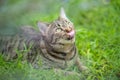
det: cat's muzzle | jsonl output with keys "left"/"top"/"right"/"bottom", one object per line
{"left": 66, "top": 30, "right": 75, "bottom": 40}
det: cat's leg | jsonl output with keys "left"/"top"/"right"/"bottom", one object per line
{"left": 54, "top": 68, "right": 81, "bottom": 77}
{"left": 75, "top": 57, "right": 88, "bottom": 72}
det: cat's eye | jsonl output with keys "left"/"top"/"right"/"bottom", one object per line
{"left": 56, "top": 28, "right": 62, "bottom": 32}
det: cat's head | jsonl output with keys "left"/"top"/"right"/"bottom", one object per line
{"left": 38, "top": 8, "right": 75, "bottom": 50}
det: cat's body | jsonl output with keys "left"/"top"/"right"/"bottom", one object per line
{"left": 0, "top": 26, "right": 41, "bottom": 63}
{"left": 0, "top": 8, "right": 87, "bottom": 75}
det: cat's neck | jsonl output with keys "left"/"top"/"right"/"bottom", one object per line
{"left": 40, "top": 36, "right": 76, "bottom": 61}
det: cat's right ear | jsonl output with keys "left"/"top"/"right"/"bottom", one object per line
{"left": 37, "top": 22, "right": 48, "bottom": 35}
{"left": 59, "top": 7, "right": 69, "bottom": 20}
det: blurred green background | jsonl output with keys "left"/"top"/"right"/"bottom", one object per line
{"left": 0, "top": 0, "right": 120, "bottom": 80}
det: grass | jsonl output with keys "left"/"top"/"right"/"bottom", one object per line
{"left": 0, "top": 0, "right": 120, "bottom": 80}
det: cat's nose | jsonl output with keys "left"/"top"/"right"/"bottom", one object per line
{"left": 65, "top": 28, "right": 72, "bottom": 33}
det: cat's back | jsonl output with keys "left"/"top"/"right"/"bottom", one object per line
{"left": 0, "top": 26, "right": 41, "bottom": 42}
{"left": 0, "top": 26, "right": 41, "bottom": 55}
{"left": 20, "top": 26, "right": 41, "bottom": 39}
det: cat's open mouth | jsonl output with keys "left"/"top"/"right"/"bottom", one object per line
{"left": 67, "top": 35, "right": 74, "bottom": 40}
{"left": 66, "top": 30, "right": 75, "bottom": 40}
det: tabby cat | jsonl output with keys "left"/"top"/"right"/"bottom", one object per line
{"left": 0, "top": 8, "right": 87, "bottom": 75}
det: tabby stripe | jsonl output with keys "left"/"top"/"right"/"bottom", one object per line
{"left": 70, "top": 46, "right": 76, "bottom": 60}
{"left": 40, "top": 39, "right": 67, "bottom": 62}
{"left": 51, "top": 34, "right": 56, "bottom": 44}
{"left": 50, "top": 45, "right": 76, "bottom": 60}
{"left": 40, "top": 39, "right": 56, "bottom": 62}
{"left": 18, "top": 38, "right": 25, "bottom": 50}
{"left": 44, "top": 40, "right": 66, "bottom": 60}
{"left": 41, "top": 48, "right": 56, "bottom": 62}
{"left": 43, "top": 38, "right": 76, "bottom": 61}
{"left": 47, "top": 50, "right": 65, "bottom": 60}
{"left": 14, "top": 37, "right": 20, "bottom": 50}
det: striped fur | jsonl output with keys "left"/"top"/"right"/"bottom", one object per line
{"left": 0, "top": 8, "right": 87, "bottom": 72}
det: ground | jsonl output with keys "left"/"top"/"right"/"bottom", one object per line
{"left": 0, "top": 0, "right": 120, "bottom": 80}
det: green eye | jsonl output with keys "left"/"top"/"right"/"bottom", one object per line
{"left": 56, "top": 28, "right": 62, "bottom": 32}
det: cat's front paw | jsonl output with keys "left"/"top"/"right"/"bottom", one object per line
{"left": 80, "top": 66, "right": 88, "bottom": 71}
{"left": 79, "top": 66, "right": 90, "bottom": 74}
{"left": 54, "top": 69, "right": 81, "bottom": 77}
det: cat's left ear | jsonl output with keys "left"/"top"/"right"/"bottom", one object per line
{"left": 37, "top": 22, "right": 48, "bottom": 35}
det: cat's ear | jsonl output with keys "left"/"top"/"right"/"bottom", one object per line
{"left": 59, "top": 7, "right": 69, "bottom": 20}
{"left": 37, "top": 22, "right": 48, "bottom": 35}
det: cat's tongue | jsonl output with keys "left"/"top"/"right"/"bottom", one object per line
{"left": 67, "top": 30, "right": 75, "bottom": 39}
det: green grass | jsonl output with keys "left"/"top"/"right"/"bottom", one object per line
{"left": 0, "top": 0, "right": 120, "bottom": 80}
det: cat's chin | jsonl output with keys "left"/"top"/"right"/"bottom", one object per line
{"left": 66, "top": 36, "right": 74, "bottom": 41}
{"left": 58, "top": 38, "right": 75, "bottom": 45}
